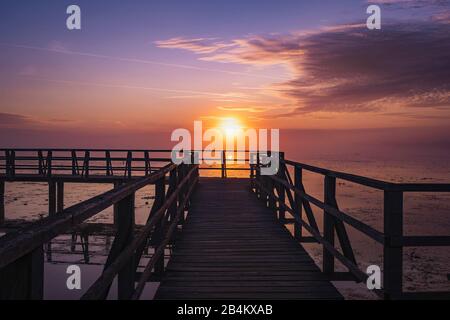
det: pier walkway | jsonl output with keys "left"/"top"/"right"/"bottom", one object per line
{"left": 156, "top": 178, "right": 342, "bottom": 299}
{"left": 1, "top": 149, "right": 449, "bottom": 300}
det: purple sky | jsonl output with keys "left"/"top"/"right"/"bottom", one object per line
{"left": 0, "top": 0, "right": 449, "bottom": 153}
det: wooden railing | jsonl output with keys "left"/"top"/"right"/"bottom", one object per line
{"left": 0, "top": 149, "right": 173, "bottom": 178}
{"left": 0, "top": 159, "right": 199, "bottom": 300}
{"left": 1, "top": 148, "right": 449, "bottom": 300}
{"left": 0, "top": 148, "right": 253, "bottom": 179}
{"left": 0, "top": 148, "right": 253, "bottom": 226}
{"left": 251, "top": 152, "right": 450, "bottom": 300}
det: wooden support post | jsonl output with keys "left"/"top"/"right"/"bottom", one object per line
{"left": 268, "top": 176, "right": 276, "bottom": 212}
{"left": 277, "top": 183, "right": 285, "bottom": 221}
{"left": 250, "top": 152, "right": 255, "bottom": 186}
{"left": 116, "top": 194, "right": 135, "bottom": 300}
{"left": 144, "top": 151, "right": 151, "bottom": 176}
{"left": 83, "top": 151, "right": 90, "bottom": 177}
{"left": 48, "top": 181, "right": 56, "bottom": 216}
{"left": 294, "top": 166, "right": 303, "bottom": 240}
{"left": 101, "top": 193, "right": 135, "bottom": 299}
{"left": 71, "top": 233, "right": 77, "bottom": 252}
{"left": 221, "top": 150, "right": 227, "bottom": 178}
{"left": 7, "top": 150, "right": 16, "bottom": 177}
{"left": 5, "top": 150, "right": 9, "bottom": 176}
{"left": 277, "top": 152, "right": 286, "bottom": 222}
{"left": 255, "top": 152, "right": 261, "bottom": 198}
{"left": 323, "top": 175, "right": 336, "bottom": 275}
{"left": 0, "top": 181, "right": 4, "bottom": 225}
{"left": 152, "top": 177, "right": 166, "bottom": 276}
{"left": 46, "top": 151, "right": 52, "bottom": 177}
{"left": 168, "top": 168, "right": 178, "bottom": 245}
{"left": 113, "top": 182, "right": 121, "bottom": 225}
{"left": 168, "top": 168, "right": 178, "bottom": 222}
{"left": 106, "top": 151, "right": 112, "bottom": 176}
{"left": 0, "top": 246, "right": 44, "bottom": 300}
{"left": 71, "top": 150, "right": 78, "bottom": 175}
{"left": 81, "top": 235, "right": 90, "bottom": 263}
{"left": 383, "top": 190, "right": 403, "bottom": 300}
{"left": 177, "top": 165, "right": 185, "bottom": 226}
{"left": 126, "top": 151, "right": 132, "bottom": 178}
{"left": 38, "top": 150, "right": 44, "bottom": 175}
{"left": 56, "top": 181, "right": 64, "bottom": 213}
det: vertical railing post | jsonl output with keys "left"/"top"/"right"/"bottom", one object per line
{"left": 256, "top": 152, "right": 261, "bottom": 198}
{"left": 29, "top": 246, "right": 44, "bottom": 300}
{"left": 83, "top": 151, "right": 89, "bottom": 178}
{"left": 46, "top": 151, "right": 52, "bottom": 178}
{"left": 250, "top": 152, "right": 255, "bottom": 183}
{"left": 323, "top": 175, "right": 336, "bottom": 275}
{"left": 144, "top": 151, "right": 151, "bottom": 176}
{"left": 116, "top": 193, "right": 135, "bottom": 300}
{"left": 277, "top": 152, "right": 286, "bottom": 222}
{"left": 0, "top": 180, "right": 4, "bottom": 225}
{"left": 101, "top": 192, "right": 135, "bottom": 300}
{"left": 126, "top": 151, "right": 132, "bottom": 178}
{"left": 56, "top": 181, "right": 64, "bottom": 213}
{"left": 38, "top": 150, "right": 44, "bottom": 175}
{"left": 168, "top": 167, "right": 178, "bottom": 223}
{"left": 0, "top": 246, "right": 44, "bottom": 300}
{"left": 153, "top": 176, "right": 166, "bottom": 276}
{"left": 106, "top": 151, "right": 112, "bottom": 176}
{"left": 7, "top": 150, "right": 16, "bottom": 177}
{"left": 383, "top": 190, "right": 403, "bottom": 300}
{"left": 221, "top": 150, "right": 227, "bottom": 179}
{"left": 48, "top": 181, "right": 56, "bottom": 216}
{"left": 177, "top": 164, "right": 185, "bottom": 226}
{"left": 5, "top": 150, "right": 10, "bottom": 176}
{"left": 266, "top": 151, "right": 275, "bottom": 212}
{"left": 113, "top": 181, "right": 122, "bottom": 226}
{"left": 294, "top": 166, "right": 303, "bottom": 240}
{"left": 71, "top": 150, "right": 78, "bottom": 175}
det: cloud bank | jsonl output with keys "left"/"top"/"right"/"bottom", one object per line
{"left": 157, "top": 20, "right": 450, "bottom": 115}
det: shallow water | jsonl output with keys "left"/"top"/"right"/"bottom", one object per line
{"left": 2, "top": 155, "right": 450, "bottom": 299}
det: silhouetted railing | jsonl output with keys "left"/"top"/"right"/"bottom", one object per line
{"left": 252, "top": 153, "right": 450, "bottom": 300}
{"left": 0, "top": 159, "right": 199, "bottom": 300}
{"left": 1, "top": 148, "right": 449, "bottom": 300}
{"left": 0, "top": 148, "right": 254, "bottom": 180}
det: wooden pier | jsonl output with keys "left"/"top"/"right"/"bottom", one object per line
{"left": 156, "top": 178, "right": 342, "bottom": 299}
{"left": 0, "top": 149, "right": 450, "bottom": 300}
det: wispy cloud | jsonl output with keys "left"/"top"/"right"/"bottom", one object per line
{"left": 0, "top": 112, "right": 34, "bottom": 127}
{"left": 369, "top": 0, "right": 449, "bottom": 7}
{"left": 217, "top": 106, "right": 268, "bottom": 113}
{"left": 0, "top": 112, "right": 74, "bottom": 129}
{"left": 155, "top": 37, "right": 236, "bottom": 54}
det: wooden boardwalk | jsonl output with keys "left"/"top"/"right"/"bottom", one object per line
{"left": 156, "top": 178, "right": 343, "bottom": 300}
{"left": 2, "top": 149, "right": 449, "bottom": 299}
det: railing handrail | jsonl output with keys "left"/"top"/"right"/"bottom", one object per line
{"left": 2, "top": 149, "right": 450, "bottom": 191}
{"left": 0, "top": 163, "right": 177, "bottom": 268}
{"left": 252, "top": 156, "right": 450, "bottom": 299}
{"left": 81, "top": 163, "right": 199, "bottom": 300}
{"left": 0, "top": 158, "right": 200, "bottom": 300}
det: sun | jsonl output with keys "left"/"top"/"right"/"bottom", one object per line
{"left": 219, "top": 118, "right": 243, "bottom": 138}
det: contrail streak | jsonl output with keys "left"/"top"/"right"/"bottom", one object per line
{"left": 20, "top": 76, "right": 257, "bottom": 99}
{"left": 0, "top": 43, "right": 286, "bottom": 81}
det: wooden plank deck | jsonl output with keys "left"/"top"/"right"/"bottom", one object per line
{"left": 155, "top": 177, "right": 343, "bottom": 300}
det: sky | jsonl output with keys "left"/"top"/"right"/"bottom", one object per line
{"left": 0, "top": 0, "right": 449, "bottom": 152}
